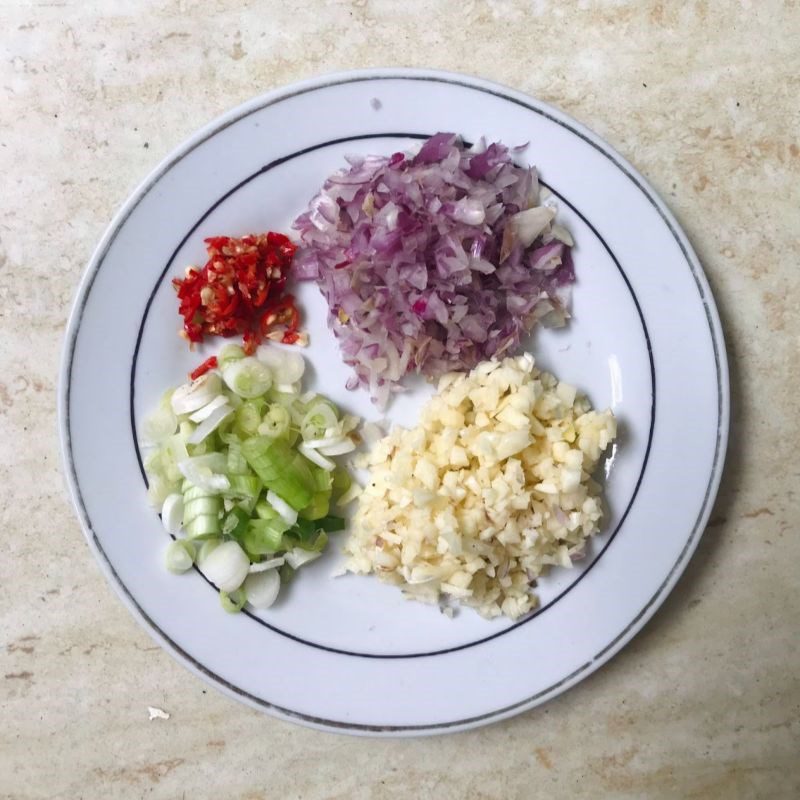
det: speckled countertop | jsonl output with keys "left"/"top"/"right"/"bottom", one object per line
{"left": 2, "top": 1, "right": 799, "bottom": 798}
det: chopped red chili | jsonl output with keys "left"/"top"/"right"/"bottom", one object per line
{"left": 189, "top": 355, "right": 218, "bottom": 381}
{"left": 172, "top": 232, "right": 302, "bottom": 354}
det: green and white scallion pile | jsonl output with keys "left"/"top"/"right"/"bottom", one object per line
{"left": 141, "top": 343, "right": 362, "bottom": 613}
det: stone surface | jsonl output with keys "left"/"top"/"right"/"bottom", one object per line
{"left": 1, "top": 1, "right": 798, "bottom": 798}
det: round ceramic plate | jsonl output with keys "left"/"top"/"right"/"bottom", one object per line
{"left": 59, "top": 69, "right": 728, "bottom": 735}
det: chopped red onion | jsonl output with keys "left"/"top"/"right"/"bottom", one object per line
{"left": 292, "top": 134, "right": 575, "bottom": 406}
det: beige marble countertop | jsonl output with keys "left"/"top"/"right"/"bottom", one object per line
{"left": 2, "top": 1, "right": 799, "bottom": 797}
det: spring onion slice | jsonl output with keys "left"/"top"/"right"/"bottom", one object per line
{"left": 317, "top": 438, "right": 357, "bottom": 457}
{"left": 243, "top": 569, "right": 280, "bottom": 609}
{"left": 189, "top": 394, "right": 229, "bottom": 423}
{"left": 200, "top": 540, "right": 250, "bottom": 593}
{"left": 177, "top": 453, "right": 229, "bottom": 492}
{"left": 284, "top": 548, "right": 322, "bottom": 569}
{"left": 336, "top": 481, "right": 362, "bottom": 507}
{"left": 248, "top": 556, "right": 285, "bottom": 573}
{"left": 218, "top": 343, "right": 245, "bottom": 371}
{"left": 171, "top": 373, "right": 222, "bottom": 415}
{"left": 220, "top": 588, "right": 247, "bottom": 613}
{"left": 188, "top": 403, "right": 234, "bottom": 445}
{"left": 161, "top": 493, "right": 184, "bottom": 534}
{"left": 266, "top": 490, "right": 299, "bottom": 526}
{"left": 241, "top": 437, "right": 315, "bottom": 511}
{"left": 256, "top": 345, "right": 305, "bottom": 383}
{"left": 298, "top": 441, "right": 336, "bottom": 471}
{"left": 196, "top": 537, "right": 222, "bottom": 565}
{"left": 165, "top": 540, "right": 196, "bottom": 573}
{"left": 222, "top": 357, "right": 273, "bottom": 399}
{"left": 301, "top": 402, "right": 339, "bottom": 441}
{"left": 141, "top": 402, "right": 178, "bottom": 446}
{"left": 302, "top": 433, "right": 346, "bottom": 450}
{"left": 257, "top": 404, "right": 291, "bottom": 439}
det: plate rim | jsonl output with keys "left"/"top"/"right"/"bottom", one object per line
{"left": 58, "top": 67, "right": 730, "bottom": 736}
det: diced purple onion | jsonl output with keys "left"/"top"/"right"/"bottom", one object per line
{"left": 292, "top": 133, "right": 575, "bottom": 406}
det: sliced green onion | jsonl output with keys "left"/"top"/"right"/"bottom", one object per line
{"left": 305, "top": 529, "right": 328, "bottom": 552}
{"left": 225, "top": 439, "right": 249, "bottom": 476}
{"left": 186, "top": 514, "right": 221, "bottom": 539}
{"left": 336, "top": 480, "right": 362, "bottom": 507}
{"left": 248, "top": 556, "right": 285, "bottom": 573}
{"left": 165, "top": 540, "right": 196, "bottom": 573}
{"left": 302, "top": 433, "right": 344, "bottom": 450}
{"left": 298, "top": 492, "right": 330, "bottom": 521}
{"left": 311, "top": 466, "right": 333, "bottom": 494}
{"left": 177, "top": 454, "right": 230, "bottom": 493}
{"left": 189, "top": 394, "right": 229, "bottom": 423}
{"left": 284, "top": 547, "right": 322, "bottom": 570}
{"left": 171, "top": 373, "right": 222, "bottom": 415}
{"left": 331, "top": 467, "right": 352, "bottom": 498}
{"left": 221, "top": 506, "right": 250, "bottom": 541}
{"left": 233, "top": 400, "right": 265, "bottom": 439}
{"left": 254, "top": 500, "right": 280, "bottom": 520}
{"left": 298, "top": 441, "right": 336, "bottom": 471}
{"left": 162, "top": 435, "right": 189, "bottom": 483}
{"left": 196, "top": 537, "right": 222, "bottom": 565}
{"left": 279, "top": 562, "right": 295, "bottom": 584}
{"left": 146, "top": 474, "right": 179, "bottom": 508}
{"left": 256, "top": 345, "right": 306, "bottom": 384}
{"left": 187, "top": 403, "right": 234, "bottom": 445}
{"left": 160, "top": 493, "right": 184, "bottom": 534}
{"left": 257, "top": 404, "right": 291, "bottom": 439}
{"left": 316, "top": 515, "right": 346, "bottom": 533}
{"left": 141, "top": 403, "right": 178, "bottom": 446}
{"left": 318, "top": 437, "right": 356, "bottom": 457}
{"left": 241, "top": 437, "right": 315, "bottom": 511}
{"left": 220, "top": 588, "right": 247, "bottom": 613}
{"left": 224, "top": 475, "right": 261, "bottom": 499}
{"left": 218, "top": 343, "right": 245, "bottom": 371}
{"left": 243, "top": 569, "right": 280, "bottom": 609}
{"left": 266, "top": 490, "right": 299, "bottom": 526}
{"left": 244, "top": 517, "right": 291, "bottom": 555}
{"left": 222, "top": 357, "right": 273, "bottom": 399}
{"left": 200, "top": 540, "right": 250, "bottom": 592}
{"left": 300, "top": 402, "right": 339, "bottom": 442}
{"left": 145, "top": 346, "right": 360, "bottom": 609}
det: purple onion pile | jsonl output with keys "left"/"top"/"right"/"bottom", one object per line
{"left": 293, "top": 133, "right": 576, "bottom": 407}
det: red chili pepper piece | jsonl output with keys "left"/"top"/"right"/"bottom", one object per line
{"left": 189, "top": 356, "right": 218, "bottom": 380}
{"left": 172, "top": 232, "right": 302, "bottom": 353}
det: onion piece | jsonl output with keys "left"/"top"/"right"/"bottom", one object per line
{"left": 189, "top": 394, "right": 229, "bottom": 423}
{"left": 187, "top": 404, "right": 234, "bottom": 445}
{"left": 266, "top": 489, "right": 298, "bottom": 525}
{"left": 200, "top": 540, "right": 250, "bottom": 593}
{"left": 171, "top": 373, "right": 223, "bottom": 415}
{"left": 284, "top": 548, "right": 322, "bottom": 569}
{"left": 298, "top": 442, "right": 336, "bottom": 471}
{"left": 317, "top": 438, "right": 356, "bottom": 457}
{"left": 222, "top": 358, "right": 272, "bottom": 398}
{"left": 244, "top": 569, "right": 281, "bottom": 609}
{"left": 160, "top": 493, "right": 184, "bottom": 534}
{"left": 177, "top": 453, "right": 230, "bottom": 493}
{"left": 292, "top": 134, "right": 576, "bottom": 407}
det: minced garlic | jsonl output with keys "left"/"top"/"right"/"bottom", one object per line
{"left": 345, "top": 354, "right": 616, "bottom": 620}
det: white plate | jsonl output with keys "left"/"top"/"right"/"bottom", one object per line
{"left": 59, "top": 69, "right": 728, "bottom": 735}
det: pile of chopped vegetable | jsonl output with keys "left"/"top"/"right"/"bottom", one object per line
{"left": 173, "top": 232, "right": 304, "bottom": 355}
{"left": 292, "top": 133, "right": 576, "bottom": 406}
{"left": 141, "top": 344, "right": 360, "bottom": 611}
{"left": 344, "top": 354, "right": 616, "bottom": 620}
